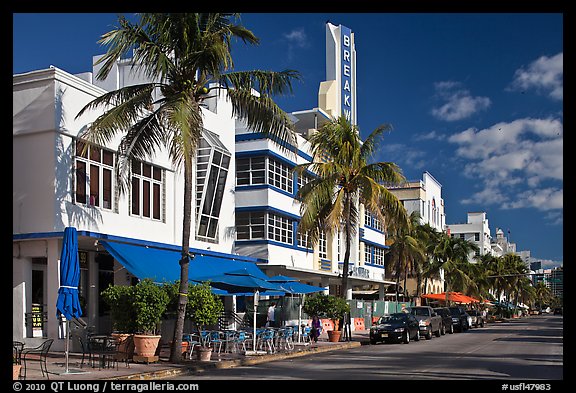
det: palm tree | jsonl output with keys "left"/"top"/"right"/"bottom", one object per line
{"left": 386, "top": 211, "right": 426, "bottom": 305}
{"left": 433, "top": 234, "right": 479, "bottom": 305}
{"left": 294, "top": 115, "right": 409, "bottom": 299}
{"left": 76, "top": 13, "right": 300, "bottom": 362}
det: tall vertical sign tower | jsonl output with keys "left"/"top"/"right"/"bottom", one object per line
{"left": 319, "top": 22, "right": 357, "bottom": 126}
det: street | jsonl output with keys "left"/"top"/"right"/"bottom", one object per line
{"left": 176, "top": 315, "right": 562, "bottom": 380}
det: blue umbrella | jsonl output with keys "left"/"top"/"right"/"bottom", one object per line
{"left": 56, "top": 227, "right": 83, "bottom": 373}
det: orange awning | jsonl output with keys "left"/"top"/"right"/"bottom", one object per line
{"left": 421, "top": 292, "right": 480, "bottom": 304}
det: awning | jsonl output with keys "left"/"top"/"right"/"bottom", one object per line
{"left": 101, "top": 241, "right": 270, "bottom": 285}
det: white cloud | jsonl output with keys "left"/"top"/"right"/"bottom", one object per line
{"left": 283, "top": 28, "right": 309, "bottom": 48}
{"left": 413, "top": 130, "right": 446, "bottom": 141}
{"left": 431, "top": 81, "right": 491, "bottom": 121}
{"left": 508, "top": 52, "right": 563, "bottom": 100}
{"left": 448, "top": 117, "right": 563, "bottom": 212}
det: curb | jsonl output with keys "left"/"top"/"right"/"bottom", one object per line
{"left": 105, "top": 340, "right": 363, "bottom": 380}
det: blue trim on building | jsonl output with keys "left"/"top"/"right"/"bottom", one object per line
{"left": 364, "top": 262, "right": 385, "bottom": 269}
{"left": 235, "top": 239, "right": 314, "bottom": 254}
{"left": 13, "top": 230, "right": 263, "bottom": 263}
{"left": 236, "top": 149, "right": 297, "bottom": 168}
{"left": 235, "top": 206, "right": 301, "bottom": 221}
{"left": 360, "top": 237, "right": 389, "bottom": 249}
{"left": 235, "top": 133, "right": 313, "bottom": 161}
{"left": 235, "top": 184, "right": 295, "bottom": 199}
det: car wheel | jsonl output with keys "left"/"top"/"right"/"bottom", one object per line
{"left": 441, "top": 323, "right": 446, "bottom": 335}
{"left": 370, "top": 339, "right": 377, "bottom": 345}
{"left": 480, "top": 321, "right": 484, "bottom": 328}
{"left": 448, "top": 324, "right": 454, "bottom": 334}
{"left": 425, "top": 327, "right": 432, "bottom": 340}
{"left": 403, "top": 330, "right": 410, "bottom": 344}
{"left": 414, "top": 330, "right": 420, "bottom": 341}
{"left": 434, "top": 326, "right": 441, "bottom": 337}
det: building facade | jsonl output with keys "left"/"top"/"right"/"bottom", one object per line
{"left": 386, "top": 172, "right": 447, "bottom": 295}
{"left": 13, "top": 22, "right": 397, "bottom": 348}
{"left": 446, "top": 212, "right": 493, "bottom": 262}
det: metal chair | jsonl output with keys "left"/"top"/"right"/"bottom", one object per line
{"left": 182, "top": 334, "right": 201, "bottom": 359}
{"left": 21, "top": 339, "right": 54, "bottom": 379}
{"left": 232, "top": 331, "right": 248, "bottom": 353}
{"left": 257, "top": 329, "right": 275, "bottom": 353}
{"left": 208, "top": 331, "right": 224, "bottom": 354}
{"left": 71, "top": 331, "right": 94, "bottom": 368}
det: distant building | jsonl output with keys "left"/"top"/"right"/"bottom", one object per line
{"left": 530, "top": 261, "right": 542, "bottom": 271}
{"left": 387, "top": 172, "right": 446, "bottom": 295}
{"left": 446, "top": 212, "right": 492, "bottom": 262}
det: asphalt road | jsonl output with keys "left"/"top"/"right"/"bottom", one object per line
{"left": 176, "top": 315, "right": 563, "bottom": 381}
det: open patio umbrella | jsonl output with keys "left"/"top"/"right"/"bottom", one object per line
{"left": 55, "top": 227, "right": 85, "bottom": 374}
{"left": 421, "top": 291, "right": 472, "bottom": 304}
{"left": 191, "top": 268, "right": 288, "bottom": 355}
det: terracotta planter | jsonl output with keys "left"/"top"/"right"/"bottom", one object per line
{"left": 13, "top": 364, "right": 21, "bottom": 380}
{"left": 327, "top": 330, "right": 342, "bottom": 342}
{"left": 133, "top": 335, "right": 161, "bottom": 357}
{"left": 196, "top": 346, "right": 212, "bottom": 362}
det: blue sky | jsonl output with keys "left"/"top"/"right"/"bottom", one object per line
{"left": 13, "top": 13, "right": 563, "bottom": 269}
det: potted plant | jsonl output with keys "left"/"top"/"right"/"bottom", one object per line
{"left": 303, "top": 293, "right": 350, "bottom": 342}
{"left": 185, "top": 282, "right": 224, "bottom": 361}
{"left": 102, "top": 279, "right": 169, "bottom": 358}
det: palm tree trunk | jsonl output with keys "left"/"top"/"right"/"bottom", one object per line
{"left": 340, "top": 196, "right": 352, "bottom": 299}
{"left": 170, "top": 160, "right": 193, "bottom": 362}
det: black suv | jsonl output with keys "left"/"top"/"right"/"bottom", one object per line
{"left": 448, "top": 306, "right": 470, "bottom": 332}
{"left": 433, "top": 307, "right": 454, "bottom": 334}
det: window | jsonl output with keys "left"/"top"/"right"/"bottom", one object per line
{"left": 236, "top": 212, "right": 265, "bottom": 240}
{"left": 297, "top": 171, "right": 314, "bottom": 192}
{"left": 364, "top": 210, "right": 383, "bottom": 231}
{"left": 75, "top": 140, "right": 114, "bottom": 210}
{"left": 131, "top": 161, "right": 163, "bottom": 220}
{"left": 460, "top": 233, "right": 465, "bottom": 240}
{"left": 268, "top": 213, "right": 293, "bottom": 245}
{"left": 297, "top": 226, "right": 312, "bottom": 250}
{"left": 364, "top": 243, "right": 385, "bottom": 266}
{"left": 474, "top": 233, "right": 480, "bottom": 241}
{"left": 268, "top": 158, "right": 293, "bottom": 193}
{"left": 318, "top": 231, "right": 328, "bottom": 259}
{"left": 236, "top": 157, "right": 265, "bottom": 186}
{"left": 196, "top": 131, "right": 231, "bottom": 242}
{"left": 236, "top": 211, "right": 293, "bottom": 246}
{"left": 236, "top": 155, "right": 294, "bottom": 193}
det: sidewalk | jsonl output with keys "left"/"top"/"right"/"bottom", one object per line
{"left": 17, "top": 330, "right": 370, "bottom": 380}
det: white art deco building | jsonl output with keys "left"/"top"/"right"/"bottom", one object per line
{"left": 13, "top": 22, "right": 399, "bottom": 349}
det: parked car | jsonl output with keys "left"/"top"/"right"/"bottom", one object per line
{"left": 409, "top": 306, "right": 443, "bottom": 339}
{"left": 370, "top": 313, "right": 421, "bottom": 344}
{"left": 467, "top": 309, "right": 486, "bottom": 327}
{"left": 448, "top": 306, "right": 470, "bottom": 332}
{"left": 433, "top": 307, "right": 454, "bottom": 334}
{"left": 553, "top": 307, "right": 563, "bottom": 315}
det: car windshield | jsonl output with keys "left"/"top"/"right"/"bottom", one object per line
{"left": 410, "top": 308, "right": 429, "bottom": 316}
{"left": 380, "top": 314, "right": 406, "bottom": 323}
{"left": 449, "top": 308, "right": 461, "bottom": 316}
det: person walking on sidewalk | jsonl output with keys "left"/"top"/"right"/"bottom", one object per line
{"left": 311, "top": 315, "right": 322, "bottom": 342}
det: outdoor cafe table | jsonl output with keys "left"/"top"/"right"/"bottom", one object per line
{"left": 88, "top": 335, "right": 118, "bottom": 369}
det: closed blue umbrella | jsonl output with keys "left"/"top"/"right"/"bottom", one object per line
{"left": 56, "top": 227, "right": 83, "bottom": 374}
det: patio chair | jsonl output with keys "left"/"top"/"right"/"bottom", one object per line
{"left": 232, "top": 331, "right": 248, "bottom": 353}
{"left": 257, "top": 329, "right": 275, "bottom": 353}
{"left": 21, "top": 338, "right": 54, "bottom": 379}
{"left": 182, "top": 334, "right": 201, "bottom": 359}
{"left": 112, "top": 334, "right": 134, "bottom": 369}
{"left": 70, "top": 331, "right": 94, "bottom": 368}
{"left": 208, "top": 331, "right": 224, "bottom": 354}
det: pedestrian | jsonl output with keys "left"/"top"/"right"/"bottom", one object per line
{"left": 266, "top": 302, "right": 276, "bottom": 327}
{"left": 311, "top": 315, "right": 322, "bottom": 342}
